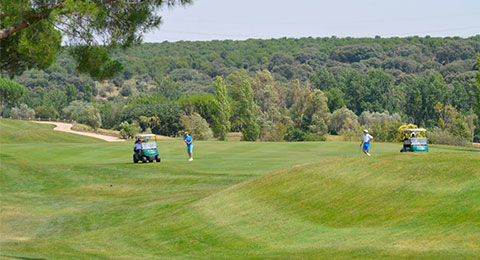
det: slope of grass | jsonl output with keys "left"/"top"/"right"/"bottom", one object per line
{"left": 0, "top": 120, "right": 479, "bottom": 259}
{"left": 0, "top": 119, "right": 103, "bottom": 143}
{"left": 192, "top": 153, "right": 480, "bottom": 259}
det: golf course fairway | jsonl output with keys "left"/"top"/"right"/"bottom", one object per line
{"left": 1, "top": 119, "right": 479, "bottom": 259}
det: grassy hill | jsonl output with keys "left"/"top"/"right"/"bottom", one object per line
{"left": 0, "top": 120, "right": 103, "bottom": 144}
{"left": 0, "top": 119, "right": 479, "bottom": 259}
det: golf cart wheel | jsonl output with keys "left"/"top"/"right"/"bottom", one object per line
{"left": 155, "top": 155, "right": 161, "bottom": 162}
{"left": 148, "top": 159, "right": 153, "bottom": 163}
{"left": 141, "top": 156, "right": 147, "bottom": 163}
{"left": 133, "top": 154, "right": 139, "bottom": 163}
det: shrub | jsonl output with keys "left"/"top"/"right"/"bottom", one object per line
{"left": 329, "top": 107, "right": 359, "bottom": 134}
{"left": 359, "top": 111, "right": 402, "bottom": 127}
{"left": 339, "top": 126, "right": 364, "bottom": 142}
{"left": 428, "top": 128, "right": 471, "bottom": 147}
{"left": 119, "top": 121, "right": 139, "bottom": 139}
{"left": 260, "top": 121, "right": 288, "bottom": 142}
{"left": 34, "top": 106, "right": 58, "bottom": 120}
{"left": 370, "top": 120, "right": 403, "bottom": 142}
{"left": 180, "top": 113, "right": 213, "bottom": 140}
{"left": 285, "top": 127, "right": 307, "bottom": 141}
{"left": 11, "top": 104, "right": 35, "bottom": 119}
{"left": 63, "top": 101, "right": 102, "bottom": 129}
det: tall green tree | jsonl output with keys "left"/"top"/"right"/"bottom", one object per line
{"left": 303, "top": 89, "right": 329, "bottom": 139}
{"left": 238, "top": 81, "right": 259, "bottom": 141}
{"left": 362, "top": 69, "right": 394, "bottom": 113}
{"left": 474, "top": 53, "right": 480, "bottom": 132}
{"left": 325, "top": 88, "right": 345, "bottom": 112}
{"left": 0, "top": 77, "right": 26, "bottom": 116}
{"left": 0, "top": 0, "right": 191, "bottom": 78}
{"left": 212, "top": 77, "right": 231, "bottom": 140}
{"left": 405, "top": 74, "right": 448, "bottom": 126}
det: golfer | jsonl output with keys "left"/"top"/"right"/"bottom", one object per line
{"left": 184, "top": 131, "right": 193, "bottom": 161}
{"left": 134, "top": 139, "right": 142, "bottom": 156}
{"left": 360, "top": 129, "right": 373, "bottom": 156}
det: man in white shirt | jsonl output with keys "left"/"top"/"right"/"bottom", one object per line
{"left": 360, "top": 129, "right": 373, "bottom": 156}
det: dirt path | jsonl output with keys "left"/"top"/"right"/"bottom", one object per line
{"left": 34, "top": 121, "right": 125, "bottom": 142}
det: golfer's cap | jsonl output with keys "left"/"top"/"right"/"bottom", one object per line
{"left": 363, "top": 129, "right": 368, "bottom": 133}
{"left": 184, "top": 131, "right": 188, "bottom": 134}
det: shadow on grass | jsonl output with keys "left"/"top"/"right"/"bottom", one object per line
{"left": 1, "top": 255, "right": 48, "bottom": 260}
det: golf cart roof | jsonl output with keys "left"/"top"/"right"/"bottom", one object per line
{"left": 135, "top": 134, "right": 156, "bottom": 138}
{"left": 403, "top": 128, "right": 427, "bottom": 132}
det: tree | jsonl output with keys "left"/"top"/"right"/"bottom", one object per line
{"left": 474, "top": 53, "right": 480, "bottom": 132}
{"left": 289, "top": 80, "right": 311, "bottom": 128}
{"left": 45, "top": 89, "right": 68, "bottom": 113}
{"left": 82, "top": 84, "right": 94, "bottom": 102}
{"left": 361, "top": 69, "right": 395, "bottom": 113}
{"left": 434, "top": 102, "right": 457, "bottom": 130}
{"left": 65, "top": 84, "right": 78, "bottom": 103}
{"left": 436, "top": 40, "right": 477, "bottom": 64}
{"left": 331, "top": 43, "right": 384, "bottom": 63}
{"left": 405, "top": 74, "right": 448, "bottom": 126}
{"left": 100, "top": 101, "right": 124, "bottom": 129}
{"left": 249, "top": 70, "right": 288, "bottom": 141}
{"left": 179, "top": 95, "right": 216, "bottom": 125}
{"left": 154, "top": 76, "right": 181, "bottom": 100}
{"left": 226, "top": 69, "right": 249, "bottom": 131}
{"left": 122, "top": 96, "right": 182, "bottom": 136}
{"left": 309, "top": 68, "right": 337, "bottom": 91}
{"left": 0, "top": 77, "right": 27, "bottom": 116}
{"left": 211, "top": 77, "right": 231, "bottom": 140}
{"left": 238, "top": 81, "right": 260, "bottom": 141}
{"left": 303, "top": 89, "right": 329, "bottom": 140}
{"left": 1, "top": 0, "right": 191, "bottom": 78}
{"left": 325, "top": 88, "right": 345, "bottom": 112}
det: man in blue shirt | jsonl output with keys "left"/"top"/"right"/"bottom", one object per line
{"left": 184, "top": 131, "right": 193, "bottom": 161}
{"left": 134, "top": 139, "right": 142, "bottom": 156}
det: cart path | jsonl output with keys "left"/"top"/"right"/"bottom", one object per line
{"left": 34, "top": 121, "right": 125, "bottom": 142}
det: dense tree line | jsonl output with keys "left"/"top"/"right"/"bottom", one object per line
{"left": 3, "top": 36, "right": 480, "bottom": 142}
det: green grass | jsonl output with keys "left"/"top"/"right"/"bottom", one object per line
{"left": 1, "top": 119, "right": 479, "bottom": 259}
{"left": 0, "top": 120, "right": 103, "bottom": 144}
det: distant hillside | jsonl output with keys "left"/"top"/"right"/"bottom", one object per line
{"left": 15, "top": 36, "right": 480, "bottom": 99}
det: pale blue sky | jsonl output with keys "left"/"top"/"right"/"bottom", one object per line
{"left": 144, "top": 0, "right": 480, "bottom": 42}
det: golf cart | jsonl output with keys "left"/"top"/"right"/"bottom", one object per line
{"left": 400, "top": 128, "right": 429, "bottom": 152}
{"left": 133, "top": 134, "right": 161, "bottom": 163}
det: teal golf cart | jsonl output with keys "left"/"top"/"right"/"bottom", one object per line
{"left": 133, "top": 134, "right": 161, "bottom": 163}
{"left": 400, "top": 128, "right": 429, "bottom": 152}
